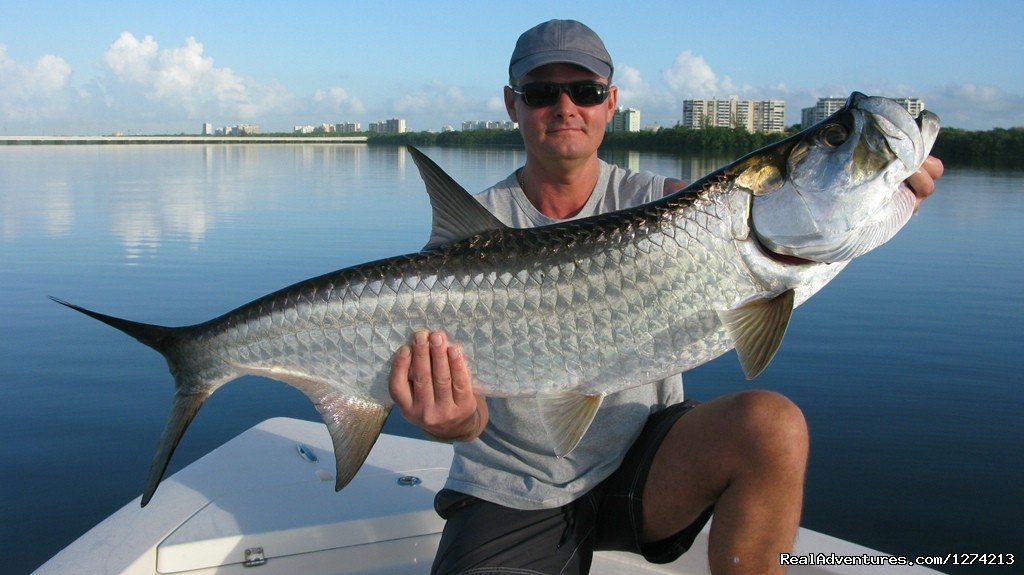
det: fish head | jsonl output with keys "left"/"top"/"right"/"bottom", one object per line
{"left": 749, "top": 92, "right": 940, "bottom": 263}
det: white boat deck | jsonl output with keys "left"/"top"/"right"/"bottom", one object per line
{"left": 34, "top": 418, "right": 943, "bottom": 575}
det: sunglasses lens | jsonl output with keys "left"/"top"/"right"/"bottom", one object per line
{"left": 521, "top": 84, "right": 560, "bottom": 107}
{"left": 516, "top": 82, "right": 609, "bottom": 107}
{"left": 569, "top": 83, "right": 607, "bottom": 105}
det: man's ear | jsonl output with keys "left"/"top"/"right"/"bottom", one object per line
{"left": 605, "top": 85, "right": 618, "bottom": 122}
{"left": 504, "top": 85, "right": 518, "bottom": 123}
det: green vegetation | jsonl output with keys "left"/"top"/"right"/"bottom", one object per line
{"left": 367, "top": 130, "right": 522, "bottom": 148}
{"left": 601, "top": 126, "right": 796, "bottom": 154}
{"left": 358, "top": 125, "right": 1024, "bottom": 167}
{"left": 929, "top": 127, "right": 1024, "bottom": 167}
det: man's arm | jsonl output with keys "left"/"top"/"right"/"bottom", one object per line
{"left": 389, "top": 330, "right": 489, "bottom": 442}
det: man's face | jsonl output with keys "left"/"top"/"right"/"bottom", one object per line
{"left": 505, "top": 63, "right": 617, "bottom": 164}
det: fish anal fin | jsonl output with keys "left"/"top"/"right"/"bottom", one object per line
{"left": 236, "top": 364, "right": 391, "bottom": 492}
{"left": 407, "top": 146, "right": 508, "bottom": 249}
{"left": 317, "top": 392, "right": 391, "bottom": 491}
{"left": 143, "top": 391, "right": 210, "bottom": 507}
{"left": 719, "top": 289, "right": 796, "bottom": 380}
{"left": 537, "top": 391, "right": 604, "bottom": 457}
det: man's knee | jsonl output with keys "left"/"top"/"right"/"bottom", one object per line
{"left": 724, "top": 390, "right": 809, "bottom": 468}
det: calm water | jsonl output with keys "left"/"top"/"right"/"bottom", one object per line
{"left": 1, "top": 145, "right": 1021, "bottom": 574}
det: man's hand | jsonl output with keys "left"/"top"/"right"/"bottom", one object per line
{"left": 389, "top": 329, "right": 488, "bottom": 442}
{"left": 906, "top": 155, "right": 944, "bottom": 210}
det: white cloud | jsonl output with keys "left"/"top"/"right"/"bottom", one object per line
{"left": 927, "top": 83, "right": 1024, "bottom": 129}
{"left": 101, "top": 32, "right": 292, "bottom": 121}
{"left": 312, "top": 86, "right": 366, "bottom": 115}
{"left": 615, "top": 64, "right": 656, "bottom": 105}
{"left": 387, "top": 81, "right": 504, "bottom": 129}
{"left": 486, "top": 94, "right": 507, "bottom": 113}
{"left": 611, "top": 64, "right": 677, "bottom": 126}
{"left": 661, "top": 50, "right": 741, "bottom": 98}
{"left": 394, "top": 82, "right": 469, "bottom": 114}
{"left": 934, "top": 83, "right": 1022, "bottom": 113}
{"left": 0, "top": 44, "right": 74, "bottom": 122}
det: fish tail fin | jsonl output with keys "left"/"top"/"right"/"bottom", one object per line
{"left": 143, "top": 390, "right": 208, "bottom": 506}
{"left": 50, "top": 296, "right": 233, "bottom": 507}
{"left": 50, "top": 296, "right": 177, "bottom": 351}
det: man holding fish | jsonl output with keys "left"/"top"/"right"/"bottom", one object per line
{"left": 389, "top": 19, "right": 944, "bottom": 575}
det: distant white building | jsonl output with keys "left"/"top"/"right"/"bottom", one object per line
{"left": 607, "top": 107, "right": 641, "bottom": 133}
{"left": 800, "top": 97, "right": 847, "bottom": 128}
{"left": 461, "top": 120, "right": 516, "bottom": 131}
{"left": 682, "top": 97, "right": 785, "bottom": 133}
{"left": 369, "top": 118, "right": 407, "bottom": 134}
{"left": 294, "top": 125, "right": 315, "bottom": 134}
{"left": 202, "top": 122, "right": 213, "bottom": 136}
{"left": 801, "top": 96, "right": 925, "bottom": 128}
{"left": 335, "top": 122, "right": 361, "bottom": 133}
{"left": 894, "top": 98, "right": 926, "bottom": 118}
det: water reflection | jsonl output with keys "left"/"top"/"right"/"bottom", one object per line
{"left": 599, "top": 149, "right": 730, "bottom": 185}
{"left": 0, "top": 144, "right": 384, "bottom": 263}
{"left": 4, "top": 145, "right": 1015, "bottom": 267}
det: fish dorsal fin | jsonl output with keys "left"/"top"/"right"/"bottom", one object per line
{"left": 407, "top": 146, "right": 508, "bottom": 250}
{"left": 719, "top": 289, "right": 796, "bottom": 380}
{"left": 537, "top": 391, "right": 604, "bottom": 457}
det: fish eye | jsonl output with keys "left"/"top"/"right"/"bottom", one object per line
{"left": 819, "top": 123, "right": 850, "bottom": 148}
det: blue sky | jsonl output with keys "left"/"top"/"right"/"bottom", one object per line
{"left": 2, "top": 0, "right": 1021, "bottom": 134}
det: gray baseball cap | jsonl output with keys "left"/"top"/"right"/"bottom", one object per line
{"left": 509, "top": 19, "right": 613, "bottom": 83}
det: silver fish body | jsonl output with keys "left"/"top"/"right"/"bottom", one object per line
{"left": 54, "top": 92, "right": 939, "bottom": 506}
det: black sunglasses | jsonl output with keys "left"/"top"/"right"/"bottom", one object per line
{"left": 510, "top": 81, "right": 611, "bottom": 108}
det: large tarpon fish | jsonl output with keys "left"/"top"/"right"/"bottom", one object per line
{"left": 54, "top": 92, "right": 939, "bottom": 506}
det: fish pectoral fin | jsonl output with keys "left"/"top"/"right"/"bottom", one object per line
{"left": 719, "top": 289, "right": 796, "bottom": 380}
{"left": 407, "top": 146, "right": 509, "bottom": 250}
{"left": 537, "top": 391, "right": 604, "bottom": 457}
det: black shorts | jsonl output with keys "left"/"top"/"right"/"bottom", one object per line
{"left": 431, "top": 399, "right": 713, "bottom": 574}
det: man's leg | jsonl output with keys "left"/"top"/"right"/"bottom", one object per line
{"left": 642, "top": 390, "right": 809, "bottom": 575}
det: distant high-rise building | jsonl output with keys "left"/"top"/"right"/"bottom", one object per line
{"left": 800, "top": 97, "right": 848, "bottom": 129}
{"left": 894, "top": 98, "right": 926, "bottom": 118}
{"left": 233, "top": 123, "right": 259, "bottom": 135}
{"left": 369, "top": 118, "right": 407, "bottom": 134}
{"left": 202, "top": 122, "right": 213, "bottom": 135}
{"left": 461, "top": 120, "right": 516, "bottom": 131}
{"left": 335, "top": 122, "right": 361, "bottom": 133}
{"left": 801, "top": 96, "right": 925, "bottom": 129}
{"left": 608, "top": 107, "right": 641, "bottom": 133}
{"left": 682, "top": 97, "right": 785, "bottom": 133}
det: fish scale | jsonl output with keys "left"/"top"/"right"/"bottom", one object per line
{"left": 52, "top": 92, "right": 939, "bottom": 506}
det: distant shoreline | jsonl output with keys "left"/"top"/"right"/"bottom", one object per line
{"left": 0, "top": 135, "right": 368, "bottom": 145}
{"left": 4, "top": 128, "right": 1020, "bottom": 167}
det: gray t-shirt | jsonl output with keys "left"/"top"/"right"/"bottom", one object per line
{"left": 444, "top": 159, "right": 685, "bottom": 510}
